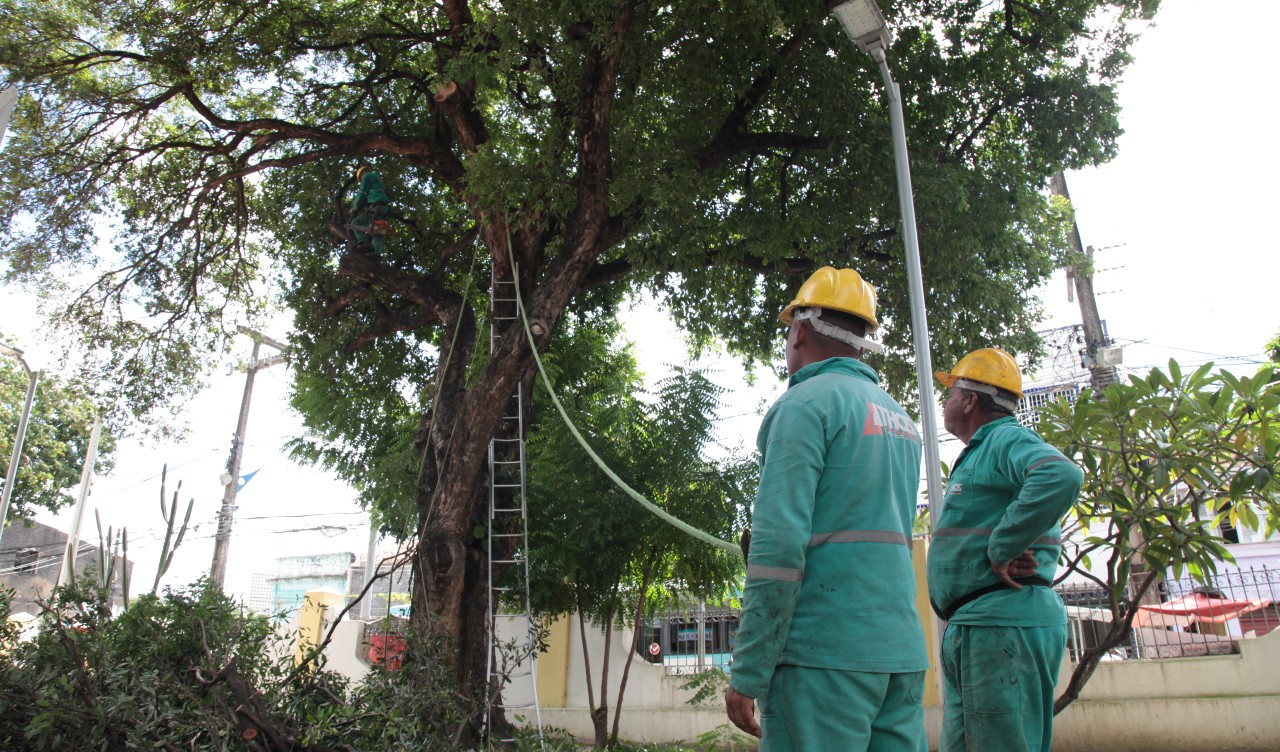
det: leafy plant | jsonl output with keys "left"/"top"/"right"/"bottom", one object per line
{"left": 1038, "top": 360, "right": 1280, "bottom": 712}
{"left": 525, "top": 317, "right": 751, "bottom": 748}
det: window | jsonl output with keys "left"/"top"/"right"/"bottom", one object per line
{"left": 14, "top": 548, "right": 38, "bottom": 574}
{"left": 1017, "top": 383, "right": 1083, "bottom": 427}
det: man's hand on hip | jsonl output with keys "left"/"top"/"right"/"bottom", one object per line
{"left": 993, "top": 549, "right": 1039, "bottom": 588}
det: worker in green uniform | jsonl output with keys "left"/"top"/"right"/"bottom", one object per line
{"left": 350, "top": 165, "right": 391, "bottom": 255}
{"left": 725, "top": 267, "right": 929, "bottom": 752}
{"left": 927, "top": 348, "right": 1084, "bottom": 752}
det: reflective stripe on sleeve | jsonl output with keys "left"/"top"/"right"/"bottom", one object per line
{"left": 1027, "top": 456, "right": 1072, "bottom": 471}
{"left": 808, "top": 530, "right": 911, "bottom": 548}
{"left": 746, "top": 564, "right": 804, "bottom": 582}
{"left": 934, "top": 527, "right": 1060, "bottom": 547}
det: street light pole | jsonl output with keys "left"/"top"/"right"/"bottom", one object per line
{"left": 832, "top": 0, "right": 945, "bottom": 526}
{"left": 0, "top": 341, "right": 39, "bottom": 551}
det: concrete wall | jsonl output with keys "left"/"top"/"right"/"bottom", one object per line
{"left": 521, "top": 618, "right": 1280, "bottom": 751}
{"left": 322, "top": 617, "right": 371, "bottom": 684}
{"left": 1052, "top": 629, "right": 1280, "bottom": 752}
{"left": 311, "top": 587, "right": 1280, "bottom": 751}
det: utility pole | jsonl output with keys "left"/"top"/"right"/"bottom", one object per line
{"left": 209, "top": 327, "right": 287, "bottom": 588}
{"left": 57, "top": 414, "right": 102, "bottom": 586}
{"left": 1049, "top": 171, "right": 1121, "bottom": 390}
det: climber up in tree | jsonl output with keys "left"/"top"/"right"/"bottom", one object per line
{"left": 348, "top": 165, "right": 392, "bottom": 255}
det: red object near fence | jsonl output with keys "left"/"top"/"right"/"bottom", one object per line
{"left": 369, "top": 632, "right": 406, "bottom": 670}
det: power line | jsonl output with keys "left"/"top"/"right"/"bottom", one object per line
{"left": 90, "top": 447, "right": 225, "bottom": 498}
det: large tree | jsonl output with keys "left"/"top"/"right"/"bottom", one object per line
{"left": 0, "top": 0, "right": 1156, "bottom": 732}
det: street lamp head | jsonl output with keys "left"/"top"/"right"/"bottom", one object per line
{"left": 832, "top": 0, "right": 892, "bottom": 56}
{"left": 0, "top": 341, "right": 24, "bottom": 359}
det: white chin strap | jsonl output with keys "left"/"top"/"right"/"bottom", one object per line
{"left": 793, "top": 308, "right": 882, "bottom": 354}
{"left": 954, "top": 377, "right": 1020, "bottom": 412}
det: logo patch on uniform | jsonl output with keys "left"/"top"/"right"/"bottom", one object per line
{"left": 863, "top": 402, "right": 921, "bottom": 441}
{"left": 949, "top": 483, "right": 963, "bottom": 495}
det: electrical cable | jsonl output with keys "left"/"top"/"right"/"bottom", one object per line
{"left": 511, "top": 263, "right": 741, "bottom": 559}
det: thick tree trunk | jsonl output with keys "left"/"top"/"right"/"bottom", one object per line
{"left": 404, "top": 275, "right": 556, "bottom": 743}
{"left": 345, "top": 12, "right": 627, "bottom": 732}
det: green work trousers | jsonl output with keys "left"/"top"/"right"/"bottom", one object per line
{"left": 758, "top": 665, "right": 927, "bottom": 752}
{"left": 940, "top": 623, "right": 1067, "bottom": 752}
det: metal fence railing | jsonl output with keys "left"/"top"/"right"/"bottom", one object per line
{"left": 636, "top": 566, "right": 1279, "bottom": 671}
{"left": 637, "top": 605, "right": 739, "bottom": 676}
{"left": 1059, "top": 564, "right": 1280, "bottom": 661}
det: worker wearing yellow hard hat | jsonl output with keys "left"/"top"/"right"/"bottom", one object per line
{"left": 727, "top": 266, "right": 929, "bottom": 751}
{"left": 929, "top": 348, "right": 1084, "bottom": 752}
{"left": 349, "top": 164, "right": 392, "bottom": 255}
{"left": 934, "top": 347, "right": 1024, "bottom": 414}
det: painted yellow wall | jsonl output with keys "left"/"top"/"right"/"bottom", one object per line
{"left": 295, "top": 588, "right": 346, "bottom": 666}
{"left": 535, "top": 614, "right": 571, "bottom": 708}
{"left": 911, "top": 537, "right": 941, "bottom": 707}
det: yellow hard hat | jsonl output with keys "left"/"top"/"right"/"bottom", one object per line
{"left": 935, "top": 348, "right": 1024, "bottom": 399}
{"left": 779, "top": 266, "right": 879, "bottom": 332}
{"left": 356, "top": 165, "right": 371, "bottom": 181}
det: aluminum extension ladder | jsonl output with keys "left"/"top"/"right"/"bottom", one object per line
{"left": 484, "top": 267, "right": 544, "bottom": 748}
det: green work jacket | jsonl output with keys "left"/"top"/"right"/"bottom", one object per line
{"left": 927, "top": 416, "right": 1084, "bottom": 627}
{"left": 353, "top": 171, "right": 390, "bottom": 212}
{"left": 729, "top": 358, "right": 929, "bottom": 700}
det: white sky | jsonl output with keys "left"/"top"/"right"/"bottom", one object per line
{"left": 9, "top": 0, "right": 1280, "bottom": 600}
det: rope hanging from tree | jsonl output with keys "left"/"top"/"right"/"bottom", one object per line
{"left": 511, "top": 264, "right": 743, "bottom": 559}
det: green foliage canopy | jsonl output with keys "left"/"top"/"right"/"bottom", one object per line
{"left": 522, "top": 312, "right": 752, "bottom": 746}
{"left": 0, "top": 0, "right": 1155, "bottom": 424}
